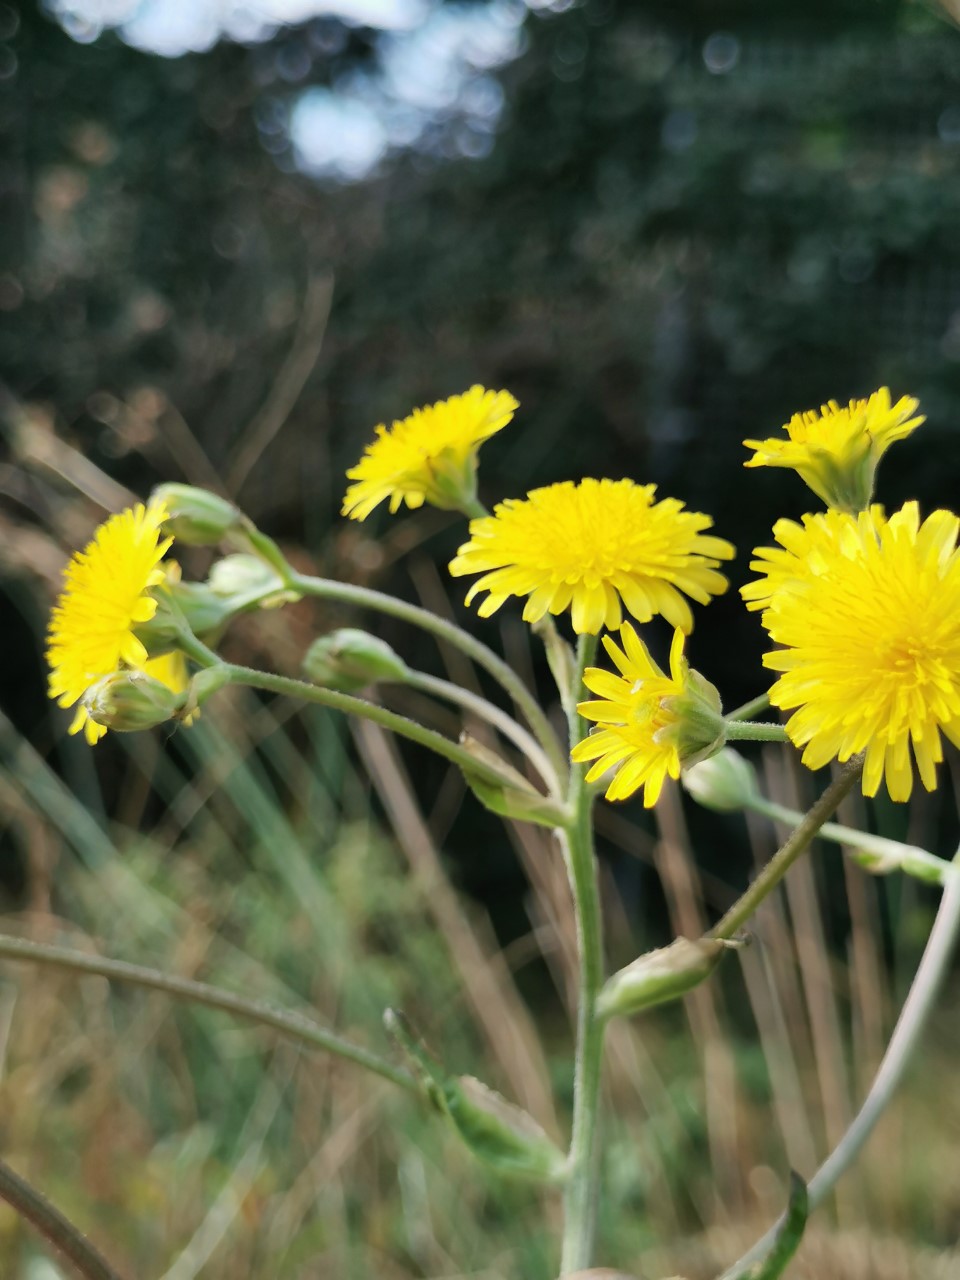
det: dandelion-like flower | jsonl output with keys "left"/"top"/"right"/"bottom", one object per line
{"left": 571, "top": 624, "right": 723, "bottom": 806}
{"left": 740, "top": 506, "right": 881, "bottom": 613}
{"left": 342, "top": 385, "right": 518, "bottom": 520}
{"left": 47, "top": 499, "right": 173, "bottom": 744}
{"left": 448, "top": 478, "right": 734, "bottom": 635}
{"left": 743, "top": 388, "right": 924, "bottom": 511}
{"left": 752, "top": 501, "right": 960, "bottom": 801}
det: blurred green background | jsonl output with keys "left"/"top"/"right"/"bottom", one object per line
{"left": 2, "top": 0, "right": 960, "bottom": 1275}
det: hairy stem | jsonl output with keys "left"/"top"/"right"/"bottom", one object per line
{"left": 709, "top": 757, "right": 865, "bottom": 941}
{"left": 403, "top": 668, "right": 559, "bottom": 793}
{"left": 719, "top": 844, "right": 960, "bottom": 1278}
{"left": 725, "top": 721, "right": 789, "bottom": 743}
{"left": 0, "top": 933, "right": 416, "bottom": 1091}
{"left": 559, "top": 633, "right": 606, "bottom": 1275}
{"left": 286, "top": 569, "right": 567, "bottom": 779}
{"left": 0, "top": 1155, "right": 127, "bottom": 1280}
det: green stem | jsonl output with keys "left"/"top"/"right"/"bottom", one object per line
{"left": 727, "top": 692, "right": 771, "bottom": 722}
{"left": 221, "top": 664, "right": 547, "bottom": 798}
{"left": 559, "top": 633, "right": 606, "bottom": 1275}
{"left": 286, "top": 570, "right": 567, "bottom": 780}
{"left": 745, "top": 795, "right": 958, "bottom": 887}
{"left": 709, "top": 756, "right": 865, "bottom": 941}
{"left": 725, "top": 721, "right": 789, "bottom": 743}
{"left": 0, "top": 1156, "right": 127, "bottom": 1280}
{"left": 0, "top": 933, "right": 416, "bottom": 1092}
{"left": 403, "top": 669, "right": 559, "bottom": 794}
{"left": 719, "top": 844, "right": 960, "bottom": 1279}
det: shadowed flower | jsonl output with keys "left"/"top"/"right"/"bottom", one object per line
{"left": 753, "top": 501, "right": 960, "bottom": 801}
{"left": 571, "top": 624, "right": 723, "bottom": 806}
{"left": 342, "top": 385, "right": 518, "bottom": 520}
{"left": 744, "top": 388, "right": 924, "bottom": 511}
{"left": 448, "top": 478, "right": 734, "bottom": 635}
{"left": 47, "top": 499, "right": 173, "bottom": 744}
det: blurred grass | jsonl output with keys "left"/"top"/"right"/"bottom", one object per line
{"left": 0, "top": 421, "right": 959, "bottom": 1278}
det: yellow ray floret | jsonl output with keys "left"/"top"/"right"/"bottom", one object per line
{"left": 449, "top": 478, "right": 734, "bottom": 635}
{"left": 751, "top": 501, "right": 960, "bottom": 802}
{"left": 572, "top": 625, "right": 689, "bottom": 807}
{"left": 342, "top": 385, "right": 518, "bottom": 520}
{"left": 743, "top": 388, "right": 924, "bottom": 511}
{"left": 46, "top": 499, "right": 173, "bottom": 744}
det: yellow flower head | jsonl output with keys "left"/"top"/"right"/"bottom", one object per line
{"left": 740, "top": 506, "right": 882, "bottom": 613}
{"left": 571, "top": 624, "right": 723, "bottom": 806}
{"left": 753, "top": 501, "right": 960, "bottom": 801}
{"left": 743, "top": 388, "right": 924, "bottom": 511}
{"left": 46, "top": 499, "right": 173, "bottom": 744}
{"left": 342, "top": 385, "right": 518, "bottom": 520}
{"left": 448, "top": 478, "right": 734, "bottom": 635}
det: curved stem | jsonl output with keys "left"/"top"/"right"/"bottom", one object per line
{"left": 0, "top": 933, "right": 416, "bottom": 1092}
{"left": 719, "top": 844, "right": 960, "bottom": 1279}
{"left": 0, "top": 1157, "right": 127, "bottom": 1280}
{"left": 403, "top": 669, "right": 559, "bottom": 794}
{"left": 287, "top": 570, "right": 567, "bottom": 780}
{"left": 222, "top": 664, "right": 552, "bottom": 801}
{"left": 559, "top": 633, "right": 606, "bottom": 1275}
{"left": 725, "top": 721, "right": 789, "bottom": 743}
{"left": 709, "top": 757, "right": 865, "bottom": 941}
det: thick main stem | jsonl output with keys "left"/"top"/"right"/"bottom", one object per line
{"left": 709, "top": 756, "right": 865, "bottom": 941}
{"left": 559, "top": 634, "right": 606, "bottom": 1274}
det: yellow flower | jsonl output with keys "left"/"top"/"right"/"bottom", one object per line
{"left": 571, "top": 624, "right": 723, "bottom": 806}
{"left": 46, "top": 499, "right": 173, "bottom": 744}
{"left": 753, "top": 501, "right": 960, "bottom": 801}
{"left": 743, "top": 387, "right": 924, "bottom": 511}
{"left": 740, "top": 506, "right": 882, "bottom": 613}
{"left": 342, "top": 385, "right": 518, "bottom": 520}
{"left": 448, "top": 478, "right": 734, "bottom": 635}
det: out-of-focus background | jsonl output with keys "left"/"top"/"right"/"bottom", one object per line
{"left": 3, "top": 0, "right": 960, "bottom": 1276}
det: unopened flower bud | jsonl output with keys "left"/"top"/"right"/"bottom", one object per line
{"left": 459, "top": 734, "right": 569, "bottom": 828}
{"left": 152, "top": 484, "right": 243, "bottom": 546}
{"left": 207, "top": 554, "right": 299, "bottom": 610}
{"left": 82, "top": 670, "right": 186, "bottom": 733}
{"left": 303, "top": 628, "right": 409, "bottom": 691}
{"left": 596, "top": 936, "right": 733, "bottom": 1021}
{"left": 383, "top": 1009, "right": 566, "bottom": 1183}
{"left": 682, "top": 748, "right": 760, "bottom": 812}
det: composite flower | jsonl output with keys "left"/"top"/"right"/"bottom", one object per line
{"left": 448, "top": 478, "right": 734, "bottom": 635}
{"left": 46, "top": 499, "right": 173, "bottom": 744}
{"left": 342, "top": 385, "right": 518, "bottom": 520}
{"left": 571, "top": 624, "right": 723, "bottom": 806}
{"left": 743, "top": 388, "right": 924, "bottom": 511}
{"left": 740, "top": 506, "right": 881, "bottom": 614}
{"left": 753, "top": 501, "right": 960, "bottom": 801}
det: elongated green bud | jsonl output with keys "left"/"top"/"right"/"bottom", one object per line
{"left": 682, "top": 748, "right": 760, "bottom": 812}
{"left": 303, "top": 628, "right": 409, "bottom": 691}
{"left": 384, "top": 1009, "right": 567, "bottom": 1183}
{"left": 82, "top": 670, "right": 186, "bottom": 733}
{"left": 596, "top": 936, "right": 733, "bottom": 1021}
{"left": 152, "top": 484, "right": 243, "bottom": 545}
{"left": 459, "top": 734, "right": 569, "bottom": 828}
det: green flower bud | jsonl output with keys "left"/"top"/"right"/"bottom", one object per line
{"left": 207, "top": 554, "right": 300, "bottom": 610}
{"left": 440, "top": 1074, "right": 568, "bottom": 1183}
{"left": 458, "top": 734, "right": 569, "bottom": 828}
{"left": 682, "top": 748, "right": 760, "bottom": 812}
{"left": 596, "top": 936, "right": 734, "bottom": 1021}
{"left": 152, "top": 484, "right": 243, "bottom": 546}
{"left": 82, "top": 670, "right": 186, "bottom": 733}
{"left": 302, "top": 628, "right": 409, "bottom": 691}
{"left": 383, "top": 1010, "right": 567, "bottom": 1184}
